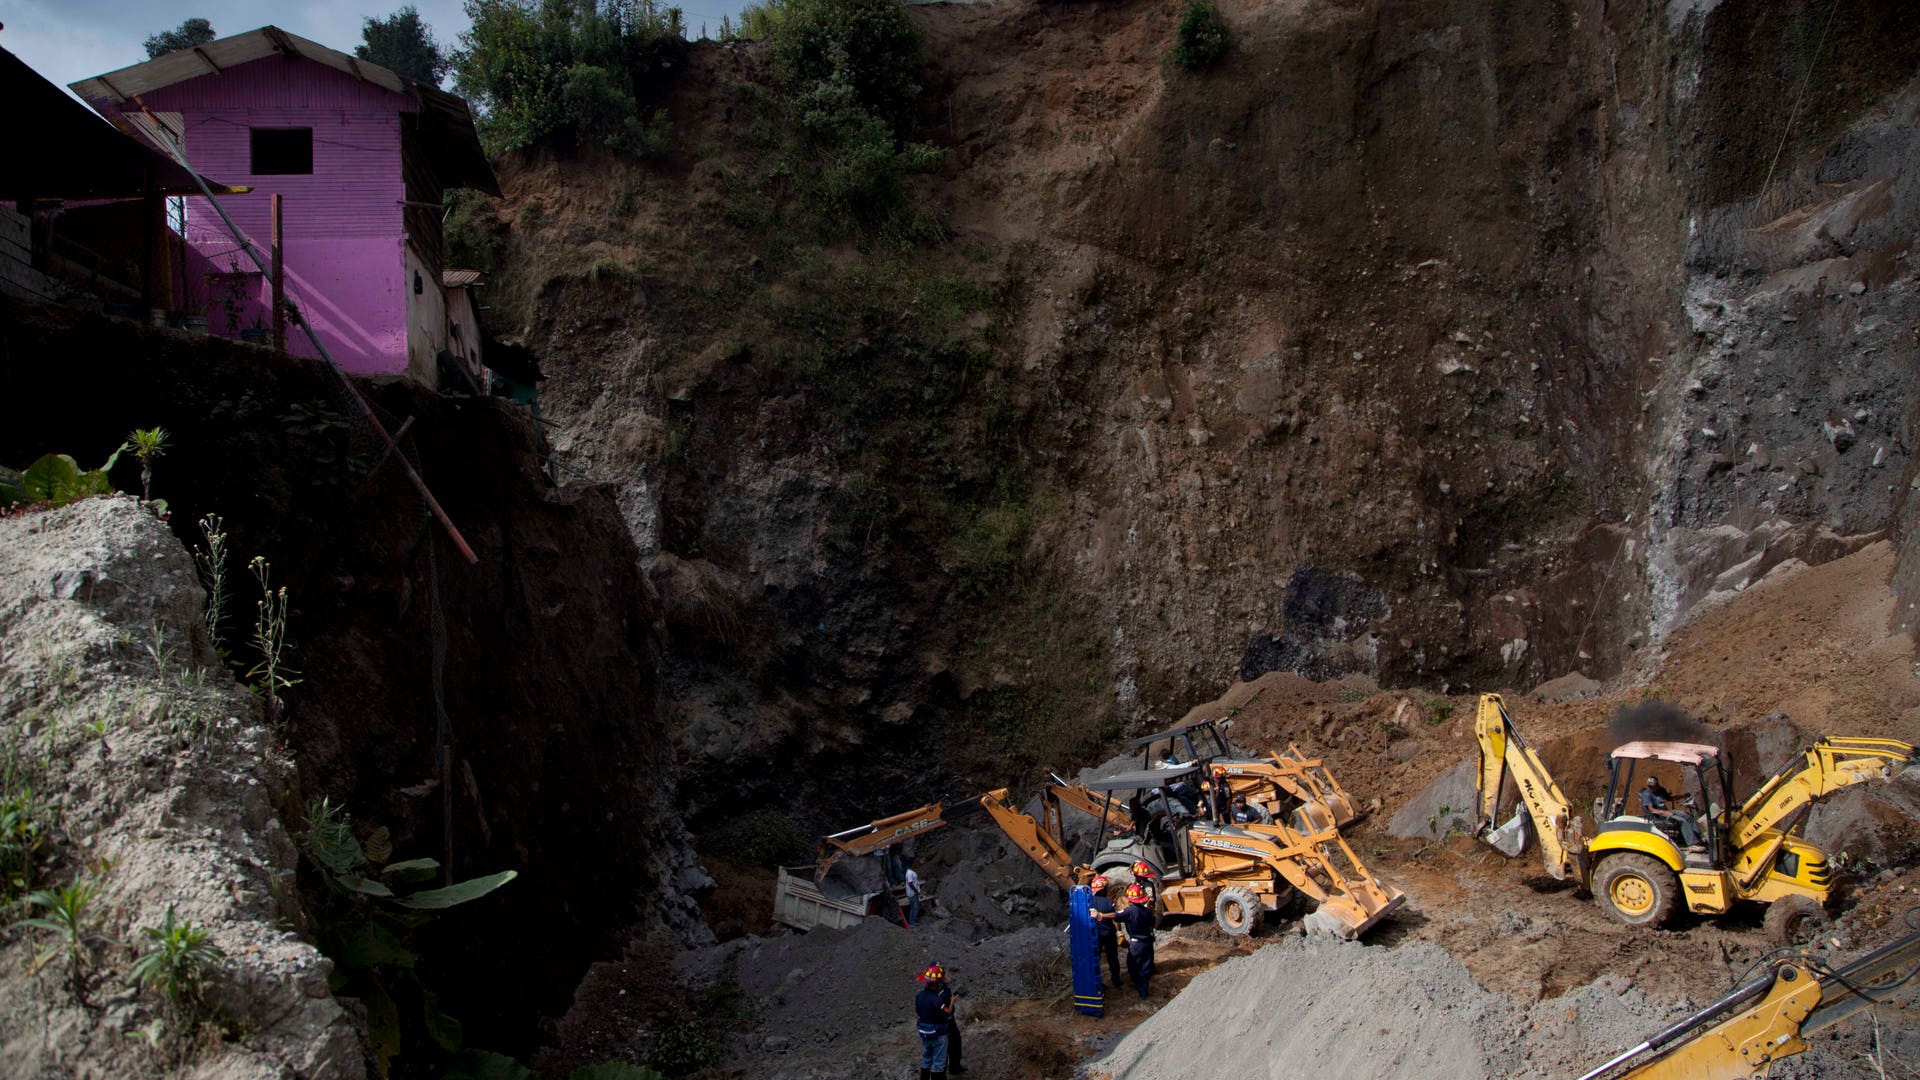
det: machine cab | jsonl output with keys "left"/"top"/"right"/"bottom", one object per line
{"left": 1596, "top": 740, "right": 1733, "bottom": 867}
{"left": 1129, "top": 720, "right": 1236, "bottom": 771}
{"left": 1071, "top": 763, "right": 1208, "bottom": 883}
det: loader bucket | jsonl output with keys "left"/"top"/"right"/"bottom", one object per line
{"left": 1302, "top": 879, "right": 1407, "bottom": 940}
{"left": 1485, "top": 808, "right": 1531, "bottom": 858}
{"left": 1290, "top": 792, "right": 1359, "bottom": 834}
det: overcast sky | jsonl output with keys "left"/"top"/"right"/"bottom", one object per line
{"left": 0, "top": 0, "right": 751, "bottom": 98}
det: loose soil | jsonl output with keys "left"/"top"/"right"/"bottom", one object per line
{"left": 658, "top": 543, "right": 1920, "bottom": 1079}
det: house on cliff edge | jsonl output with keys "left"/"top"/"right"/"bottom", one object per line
{"left": 71, "top": 27, "right": 500, "bottom": 387}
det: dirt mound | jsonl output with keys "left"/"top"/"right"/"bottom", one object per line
{"left": 1085, "top": 935, "right": 1675, "bottom": 1080}
{"left": 0, "top": 496, "right": 360, "bottom": 1078}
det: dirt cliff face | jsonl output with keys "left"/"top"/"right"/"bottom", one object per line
{"left": 470, "top": 0, "right": 1920, "bottom": 829}
{"left": 0, "top": 301, "right": 701, "bottom": 1062}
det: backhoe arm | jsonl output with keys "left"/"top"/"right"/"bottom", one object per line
{"left": 1473, "top": 693, "right": 1581, "bottom": 881}
{"left": 815, "top": 801, "right": 955, "bottom": 881}
{"left": 980, "top": 788, "right": 1082, "bottom": 891}
{"left": 1580, "top": 917, "right": 1920, "bottom": 1080}
{"left": 1048, "top": 780, "right": 1124, "bottom": 824}
{"left": 1732, "top": 737, "right": 1916, "bottom": 848}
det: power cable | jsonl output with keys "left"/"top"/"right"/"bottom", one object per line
{"left": 1756, "top": 0, "right": 1842, "bottom": 213}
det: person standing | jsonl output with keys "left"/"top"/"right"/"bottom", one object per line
{"left": 1086, "top": 875, "right": 1124, "bottom": 989}
{"left": 914, "top": 963, "right": 953, "bottom": 1080}
{"left": 1116, "top": 883, "right": 1157, "bottom": 998}
{"left": 904, "top": 864, "right": 924, "bottom": 925}
{"left": 1208, "top": 768, "right": 1234, "bottom": 820}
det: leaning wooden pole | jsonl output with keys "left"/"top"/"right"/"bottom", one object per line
{"left": 270, "top": 193, "right": 285, "bottom": 352}
{"left": 129, "top": 95, "right": 478, "bottom": 564}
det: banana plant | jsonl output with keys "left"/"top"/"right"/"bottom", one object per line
{"left": 298, "top": 798, "right": 516, "bottom": 1075}
{"left": 0, "top": 443, "right": 127, "bottom": 509}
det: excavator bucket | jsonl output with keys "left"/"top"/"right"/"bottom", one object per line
{"left": 1486, "top": 807, "right": 1532, "bottom": 858}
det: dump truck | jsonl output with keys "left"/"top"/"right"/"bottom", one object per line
{"left": 771, "top": 799, "right": 980, "bottom": 931}
{"left": 1473, "top": 692, "right": 1917, "bottom": 940}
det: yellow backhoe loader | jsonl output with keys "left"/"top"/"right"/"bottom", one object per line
{"left": 981, "top": 761, "right": 1405, "bottom": 939}
{"left": 1474, "top": 692, "right": 1916, "bottom": 939}
{"left": 1577, "top": 910, "right": 1920, "bottom": 1079}
{"left": 775, "top": 758, "right": 1406, "bottom": 938}
{"left": 1125, "top": 718, "right": 1362, "bottom": 831}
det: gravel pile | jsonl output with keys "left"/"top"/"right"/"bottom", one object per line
{"left": 1086, "top": 935, "right": 1681, "bottom": 1080}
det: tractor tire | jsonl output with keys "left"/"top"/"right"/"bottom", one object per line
{"left": 1764, "top": 895, "right": 1829, "bottom": 947}
{"left": 1214, "top": 886, "right": 1263, "bottom": 937}
{"left": 1593, "top": 853, "right": 1679, "bottom": 928}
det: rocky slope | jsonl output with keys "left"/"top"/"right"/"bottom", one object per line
{"left": 462, "top": 0, "right": 1920, "bottom": 836}
{"left": 0, "top": 496, "right": 360, "bottom": 1078}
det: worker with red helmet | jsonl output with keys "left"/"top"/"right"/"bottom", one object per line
{"left": 1130, "top": 859, "right": 1158, "bottom": 903}
{"left": 1114, "top": 882, "right": 1158, "bottom": 998}
{"left": 914, "top": 962, "right": 954, "bottom": 1080}
{"left": 1086, "top": 874, "right": 1124, "bottom": 989}
{"left": 1208, "top": 767, "right": 1234, "bottom": 820}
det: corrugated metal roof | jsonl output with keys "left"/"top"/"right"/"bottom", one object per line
{"left": 71, "top": 26, "right": 500, "bottom": 197}
{"left": 0, "top": 46, "right": 239, "bottom": 199}
{"left": 442, "top": 269, "right": 484, "bottom": 288}
{"left": 71, "top": 26, "right": 407, "bottom": 102}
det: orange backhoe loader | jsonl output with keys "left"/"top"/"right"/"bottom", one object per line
{"left": 981, "top": 762, "right": 1404, "bottom": 939}
{"left": 775, "top": 760, "right": 1406, "bottom": 938}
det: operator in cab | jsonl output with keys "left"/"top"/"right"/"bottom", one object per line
{"left": 1642, "top": 776, "right": 1703, "bottom": 850}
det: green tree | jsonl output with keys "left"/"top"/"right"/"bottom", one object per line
{"left": 771, "top": 0, "right": 923, "bottom": 134}
{"left": 357, "top": 5, "right": 452, "bottom": 84}
{"left": 143, "top": 17, "right": 216, "bottom": 59}
{"left": 767, "top": 0, "right": 941, "bottom": 224}
{"left": 453, "top": 0, "right": 683, "bottom": 154}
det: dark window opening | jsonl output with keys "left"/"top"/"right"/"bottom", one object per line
{"left": 250, "top": 128, "right": 313, "bottom": 175}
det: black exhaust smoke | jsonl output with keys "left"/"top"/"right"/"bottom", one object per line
{"left": 1608, "top": 700, "right": 1720, "bottom": 746}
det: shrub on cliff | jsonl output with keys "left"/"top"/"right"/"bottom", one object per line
{"left": 1169, "top": 1, "right": 1230, "bottom": 70}
{"left": 453, "top": 0, "right": 682, "bottom": 154}
{"left": 771, "top": 0, "right": 923, "bottom": 134}
{"left": 768, "top": 0, "right": 942, "bottom": 225}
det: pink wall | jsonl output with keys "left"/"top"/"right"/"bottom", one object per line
{"left": 118, "top": 57, "right": 414, "bottom": 375}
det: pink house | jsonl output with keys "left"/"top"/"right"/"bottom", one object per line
{"left": 72, "top": 27, "right": 499, "bottom": 384}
